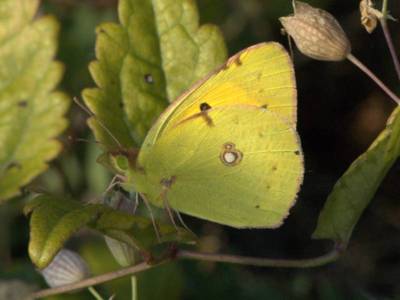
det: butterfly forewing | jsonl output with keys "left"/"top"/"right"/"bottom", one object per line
{"left": 142, "top": 42, "right": 297, "bottom": 148}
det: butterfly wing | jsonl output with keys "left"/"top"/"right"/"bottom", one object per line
{"left": 143, "top": 42, "right": 297, "bottom": 147}
{"left": 132, "top": 105, "right": 303, "bottom": 228}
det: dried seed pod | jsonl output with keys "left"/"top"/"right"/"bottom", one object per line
{"left": 360, "top": 0, "right": 382, "bottom": 33}
{"left": 280, "top": 1, "right": 351, "bottom": 61}
{"left": 40, "top": 249, "right": 90, "bottom": 288}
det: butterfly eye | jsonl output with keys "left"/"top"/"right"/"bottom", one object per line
{"left": 144, "top": 74, "right": 154, "bottom": 84}
{"left": 220, "top": 142, "right": 242, "bottom": 166}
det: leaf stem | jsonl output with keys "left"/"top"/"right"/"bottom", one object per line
{"left": 30, "top": 247, "right": 340, "bottom": 299}
{"left": 347, "top": 53, "right": 400, "bottom": 105}
{"left": 88, "top": 286, "right": 104, "bottom": 300}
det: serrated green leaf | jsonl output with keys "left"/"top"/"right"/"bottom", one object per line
{"left": 82, "top": 0, "right": 227, "bottom": 148}
{"left": 313, "top": 107, "right": 400, "bottom": 244}
{"left": 26, "top": 195, "right": 196, "bottom": 269}
{"left": 0, "top": 0, "right": 69, "bottom": 203}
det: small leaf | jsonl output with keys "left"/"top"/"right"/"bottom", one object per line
{"left": 82, "top": 0, "right": 227, "bottom": 148}
{"left": 313, "top": 107, "right": 400, "bottom": 244}
{"left": 27, "top": 195, "right": 105, "bottom": 269}
{"left": 0, "top": 0, "right": 69, "bottom": 203}
{"left": 26, "top": 195, "right": 195, "bottom": 268}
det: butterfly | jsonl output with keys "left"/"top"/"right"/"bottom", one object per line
{"left": 127, "top": 42, "right": 304, "bottom": 228}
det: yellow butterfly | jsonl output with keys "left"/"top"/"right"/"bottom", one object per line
{"left": 128, "top": 42, "right": 304, "bottom": 228}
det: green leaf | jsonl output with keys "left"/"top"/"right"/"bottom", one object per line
{"left": 0, "top": 0, "right": 69, "bottom": 203}
{"left": 82, "top": 0, "right": 227, "bottom": 148}
{"left": 313, "top": 107, "right": 400, "bottom": 244}
{"left": 26, "top": 195, "right": 195, "bottom": 269}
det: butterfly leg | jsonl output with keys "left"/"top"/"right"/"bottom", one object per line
{"left": 174, "top": 209, "right": 195, "bottom": 235}
{"left": 132, "top": 192, "right": 140, "bottom": 215}
{"left": 103, "top": 174, "right": 126, "bottom": 195}
{"left": 141, "top": 194, "right": 162, "bottom": 242}
{"left": 160, "top": 186, "right": 194, "bottom": 234}
{"left": 161, "top": 188, "right": 178, "bottom": 229}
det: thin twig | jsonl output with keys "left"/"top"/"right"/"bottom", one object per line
{"left": 30, "top": 247, "right": 340, "bottom": 299}
{"left": 30, "top": 261, "right": 158, "bottom": 299}
{"left": 347, "top": 53, "right": 400, "bottom": 105}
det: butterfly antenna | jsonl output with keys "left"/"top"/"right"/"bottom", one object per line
{"left": 72, "top": 96, "right": 122, "bottom": 148}
{"left": 161, "top": 190, "right": 178, "bottom": 229}
{"left": 73, "top": 137, "right": 104, "bottom": 145}
{"left": 292, "top": 0, "right": 297, "bottom": 13}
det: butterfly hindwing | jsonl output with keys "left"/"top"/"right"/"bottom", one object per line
{"left": 133, "top": 105, "right": 303, "bottom": 228}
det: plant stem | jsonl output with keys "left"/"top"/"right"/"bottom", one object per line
{"left": 88, "top": 286, "right": 104, "bottom": 300}
{"left": 131, "top": 276, "right": 137, "bottom": 300}
{"left": 347, "top": 53, "right": 400, "bottom": 105}
{"left": 381, "top": 0, "right": 388, "bottom": 18}
{"left": 379, "top": 0, "right": 400, "bottom": 81}
{"left": 30, "top": 247, "right": 340, "bottom": 299}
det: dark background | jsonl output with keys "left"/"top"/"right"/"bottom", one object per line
{"left": 1, "top": 0, "right": 399, "bottom": 299}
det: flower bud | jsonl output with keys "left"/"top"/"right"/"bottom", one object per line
{"left": 40, "top": 249, "right": 90, "bottom": 288}
{"left": 280, "top": 1, "right": 351, "bottom": 61}
{"left": 103, "top": 190, "right": 136, "bottom": 266}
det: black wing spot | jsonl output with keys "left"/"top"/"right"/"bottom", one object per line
{"left": 200, "top": 102, "right": 212, "bottom": 111}
{"left": 144, "top": 74, "right": 154, "bottom": 84}
{"left": 260, "top": 104, "right": 268, "bottom": 109}
{"left": 272, "top": 165, "right": 277, "bottom": 171}
{"left": 255, "top": 205, "right": 260, "bottom": 209}
{"left": 18, "top": 100, "right": 28, "bottom": 107}
{"left": 294, "top": 150, "right": 300, "bottom": 155}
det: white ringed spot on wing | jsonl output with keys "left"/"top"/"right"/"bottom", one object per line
{"left": 220, "top": 142, "right": 243, "bottom": 166}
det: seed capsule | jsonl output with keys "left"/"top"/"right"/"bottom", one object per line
{"left": 280, "top": 1, "right": 351, "bottom": 61}
{"left": 40, "top": 249, "right": 90, "bottom": 287}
